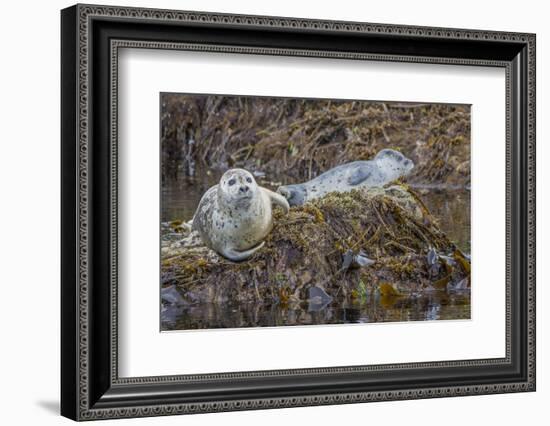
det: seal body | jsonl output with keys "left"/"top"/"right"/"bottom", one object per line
{"left": 278, "top": 149, "right": 414, "bottom": 206}
{"left": 192, "top": 169, "right": 289, "bottom": 261}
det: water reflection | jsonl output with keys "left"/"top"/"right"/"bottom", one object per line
{"left": 162, "top": 172, "right": 221, "bottom": 223}
{"left": 415, "top": 186, "right": 471, "bottom": 253}
{"left": 161, "top": 291, "right": 471, "bottom": 331}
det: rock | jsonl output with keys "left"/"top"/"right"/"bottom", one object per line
{"left": 342, "top": 250, "right": 354, "bottom": 270}
{"left": 308, "top": 286, "right": 333, "bottom": 312}
{"left": 342, "top": 249, "right": 375, "bottom": 270}
{"left": 161, "top": 304, "right": 185, "bottom": 326}
{"left": 427, "top": 247, "right": 437, "bottom": 265}
{"left": 161, "top": 285, "right": 186, "bottom": 306}
{"left": 354, "top": 251, "right": 375, "bottom": 267}
{"left": 448, "top": 277, "right": 469, "bottom": 291}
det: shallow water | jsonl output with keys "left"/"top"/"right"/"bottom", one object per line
{"left": 161, "top": 172, "right": 471, "bottom": 330}
{"left": 161, "top": 291, "right": 471, "bottom": 331}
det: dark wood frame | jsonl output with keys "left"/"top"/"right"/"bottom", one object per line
{"left": 61, "top": 4, "right": 536, "bottom": 421}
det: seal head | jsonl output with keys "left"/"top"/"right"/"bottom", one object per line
{"left": 218, "top": 168, "right": 258, "bottom": 210}
{"left": 373, "top": 149, "right": 414, "bottom": 181}
{"left": 277, "top": 184, "right": 307, "bottom": 207}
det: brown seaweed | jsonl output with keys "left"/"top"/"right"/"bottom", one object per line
{"left": 161, "top": 185, "right": 469, "bottom": 306}
{"left": 161, "top": 95, "right": 470, "bottom": 187}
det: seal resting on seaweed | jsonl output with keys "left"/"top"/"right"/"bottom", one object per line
{"left": 192, "top": 168, "right": 290, "bottom": 261}
{"left": 277, "top": 149, "right": 414, "bottom": 206}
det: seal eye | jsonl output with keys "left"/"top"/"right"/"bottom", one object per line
{"left": 228, "top": 178, "right": 236, "bottom": 186}
{"left": 246, "top": 177, "right": 252, "bottom": 183}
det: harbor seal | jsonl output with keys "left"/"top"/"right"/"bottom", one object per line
{"left": 277, "top": 149, "right": 414, "bottom": 206}
{"left": 192, "top": 168, "right": 290, "bottom": 261}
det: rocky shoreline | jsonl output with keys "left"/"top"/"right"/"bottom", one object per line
{"left": 161, "top": 184, "right": 470, "bottom": 309}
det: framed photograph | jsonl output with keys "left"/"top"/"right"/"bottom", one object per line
{"left": 61, "top": 4, "right": 536, "bottom": 421}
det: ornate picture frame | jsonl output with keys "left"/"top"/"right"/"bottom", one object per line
{"left": 61, "top": 4, "right": 535, "bottom": 420}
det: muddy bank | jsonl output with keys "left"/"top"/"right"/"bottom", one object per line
{"left": 161, "top": 94, "right": 470, "bottom": 186}
{"left": 161, "top": 185, "right": 470, "bottom": 307}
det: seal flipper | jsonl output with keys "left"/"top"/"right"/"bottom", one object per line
{"left": 347, "top": 164, "right": 373, "bottom": 186}
{"left": 277, "top": 184, "right": 307, "bottom": 206}
{"left": 182, "top": 219, "right": 193, "bottom": 233}
{"left": 263, "top": 188, "right": 290, "bottom": 213}
{"left": 221, "top": 241, "right": 265, "bottom": 262}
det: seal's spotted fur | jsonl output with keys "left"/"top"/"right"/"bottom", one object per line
{"left": 193, "top": 169, "right": 289, "bottom": 261}
{"left": 278, "top": 149, "right": 414, "bottom": 206}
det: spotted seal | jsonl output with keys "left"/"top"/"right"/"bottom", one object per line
{"left": 192, "top": 168, "right": 290, "bottom": 261}
{"left": 277, "top": 149, "right": 414, "bottom": 206}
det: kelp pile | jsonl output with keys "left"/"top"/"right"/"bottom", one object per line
{"left": 161, "top": 185, "right": 470, "bottom": 307}
{"left": 161, "top": 94, "right": 471, "bottom": 187}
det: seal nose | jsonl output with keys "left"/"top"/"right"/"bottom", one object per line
{"left": 239, "top": 185, "right": 249, "bottom": 193}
